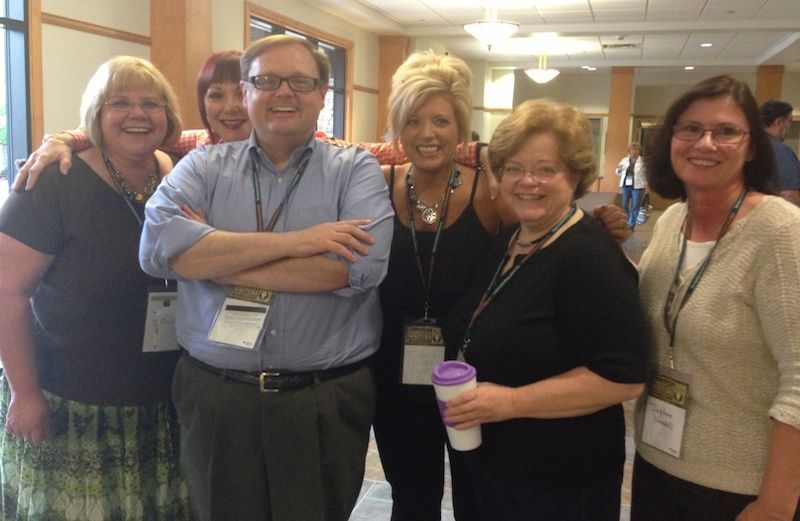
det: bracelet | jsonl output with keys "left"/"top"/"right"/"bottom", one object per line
{"left": 42, "top": 132, "right": 75, "bottom": 148}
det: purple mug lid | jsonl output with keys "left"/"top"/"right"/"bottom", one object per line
{"left": 431, "top": 361, "right": 476, "bottom": 386}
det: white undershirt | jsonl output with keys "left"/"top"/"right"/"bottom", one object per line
{"left": 681, "top": 237, "right": 717, "bottom": 275}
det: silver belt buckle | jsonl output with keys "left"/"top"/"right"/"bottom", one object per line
{"left": 258, "top": 371, "right": 281, "bottom": 393}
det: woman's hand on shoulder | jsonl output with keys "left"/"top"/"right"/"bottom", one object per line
{"left": 5, "top": 388, "right": 50, "bottom": 444}
{"left": 13, "top": 139, "right": 73, "bottom": 191}
{"left": 593, "top": 204, "right": 632, "bottom": 244}
{"left": 442, "top": 381, "right": 517, "bottom": 429}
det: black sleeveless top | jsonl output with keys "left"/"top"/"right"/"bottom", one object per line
{"left": 376, "top": 166, "right": 494, "bottom": 391}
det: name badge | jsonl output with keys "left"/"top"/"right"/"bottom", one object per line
{"left": 624, "top": 176, "right": 634, "bottom": 187}
{"left": 641, "top": 371, "right": 691, "bottom": 458}
{"left": 401, "top": 319, "right": 445, "bottom": 386}
{"left": 142, "top": 284, "right": 179, "bottom": 352}
{"left": 208, "top": 285, "right": 273, "bottom": 350}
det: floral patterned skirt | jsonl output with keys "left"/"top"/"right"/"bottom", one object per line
{"left": 0, "top": 376, "right": 192, "bottom": 521}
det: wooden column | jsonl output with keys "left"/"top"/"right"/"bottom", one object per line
{"left": 28, "top": 0, "right": 44, "bottom": 145}
{"left": 755, "top": 65, "right": 784, "bottom": 104}
{"left": 376, "top": 36, "right": 409, "bottom": 140}
{"left": 150, "top": 0, "right": 212, "bottom": 130}
{"left": 600, "top": 67, "right": 635, "bottom": 193}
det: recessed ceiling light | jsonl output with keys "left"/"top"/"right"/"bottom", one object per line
{"left": 684, "top": 66, "right": 695, "bottom": 71}
{"left": 581, "top": 65, "right": 596, "bottom": 70}
{"left": 700, "top": 43, "right": 713, "bottom": 47}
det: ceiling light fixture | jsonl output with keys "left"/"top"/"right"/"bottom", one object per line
{"left": 525, "top": 55, "right": 560, "bottom": 84}
{"left": 700, "top": 42, "right": 713, "bottom": 47}
{"left": 463, "top": 8, "right": 518, "bottom": 51}
{"left": 684, "top": 65, "right": 695, "bottom": 71}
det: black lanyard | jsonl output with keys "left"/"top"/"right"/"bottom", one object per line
{"left": 405, "top": 166, "right": 460, "bottom": 319}
{"left": 461, "top": 205, "right": 577, "bottom": 356}
{"left": 662, "top": 188, "right": 747, "bottom": 369}
{"left": 250, "top": 147, "right": 312, "bottom": 232}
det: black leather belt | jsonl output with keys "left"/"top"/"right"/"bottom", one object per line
{"left": 183, "top": 351, "right": 368, "bottom": 393}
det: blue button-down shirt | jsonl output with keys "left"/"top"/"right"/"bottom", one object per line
{"left": 140, "top": 133, "right": 394, "bottom": 371}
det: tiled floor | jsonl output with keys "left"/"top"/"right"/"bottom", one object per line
{"left": 349, "top": 206, "right": 662, "bottom": 520}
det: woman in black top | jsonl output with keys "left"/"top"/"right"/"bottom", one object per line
{"left": 373, "top": 50, "right": 506, "bottom": 521}
{"left": 443, "top": 99, "right": 650, "bottom": 521}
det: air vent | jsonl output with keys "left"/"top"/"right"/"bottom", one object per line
{"left": 602, "top": 43, "right": 639, "bottom": 49}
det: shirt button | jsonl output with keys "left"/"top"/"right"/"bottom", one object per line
{"left": 277, "top": 177, "right": 283, "bottom": 183}
{"left": 270, "top": 329, "right": 277, "bottom": 336}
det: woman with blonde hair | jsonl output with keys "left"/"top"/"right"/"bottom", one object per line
{"left": 0, "top": 56, "right": 190, "bottom": 520}
{"left": 373, "top": 50, "right": 506, "bottom": 521}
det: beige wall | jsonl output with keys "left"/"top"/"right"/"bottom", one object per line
{"left": 38, "top": 0, "right": 380, "bottom": 143}
{"left": 41, "top": 0, "right": 150, "bottom": 133}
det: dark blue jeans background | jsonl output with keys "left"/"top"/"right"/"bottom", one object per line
{"left": 621, "top": 187, "right": 645, "bottom": 229}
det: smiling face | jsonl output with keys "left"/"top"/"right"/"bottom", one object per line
{"left": 670, "top": 95, "right": 753, "bottom": 195}
{"left": 242, "top": 43, "right": 326, "bottom": 150}
{"left": 400, "top": 93, "right": 460, "bottom": 175}
{"left": 204, "top": 81, "right": 250, "bottom": 142}
{"left": 100, "top": 88, "right": 168, "bottom": 159}
{"left": 500, "top": 131, "right": 579, "bottom": 234}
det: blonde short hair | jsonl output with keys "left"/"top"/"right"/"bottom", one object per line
{"left": 386, "top": 50, "right": 472, "bottom": 146}
{"left": 489, "top": 99, "right": 597, "bottom": 199}
{"left": 80, "top": 56, "right": 182, "bottom": 149}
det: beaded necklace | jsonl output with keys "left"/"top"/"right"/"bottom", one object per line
{"left": 101, "top": 151, "right": 160, "bottom": 204}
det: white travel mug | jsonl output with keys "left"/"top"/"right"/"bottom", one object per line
{"left": 432, "top": 360, "right": 481, "bottom": 451}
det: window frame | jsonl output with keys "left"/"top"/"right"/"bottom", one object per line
{"left": 244, "top": 2, "right": 353, "bottom": 140}
{"left": 0, "top": 0, "right": 30, "bottom": 188}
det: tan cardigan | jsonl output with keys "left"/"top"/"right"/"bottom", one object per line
{"left": 635, "top": 195, "right": 800, "bottom": 494}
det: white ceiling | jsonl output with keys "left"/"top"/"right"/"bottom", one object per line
{"left": 314, "top": 0, "right": 800, "bottom": 74}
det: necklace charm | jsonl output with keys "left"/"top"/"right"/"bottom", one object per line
{"left": 101, "top": 152, "right": 160, "bottom": 204}
{"left": 407, "top": 166, "right": 461, "bottom": 225}
{"left": 420, "top": 207, "right": 438, "bottom": 225}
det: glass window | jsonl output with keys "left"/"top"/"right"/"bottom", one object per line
{"left": 247, "top": 16, "right": 347, "bottom": 138}
{"left": 0, "top": 0, "right": 29, "bottom": 208}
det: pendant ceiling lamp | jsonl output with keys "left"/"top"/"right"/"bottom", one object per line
{"left": 463, "top": 8, "right": 518, "bottom": 51}
{"left": 525, "top": 55, "right": 560, "bottom": 84}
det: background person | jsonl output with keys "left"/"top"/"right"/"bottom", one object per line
{"left": 443, "top": 99, "right": 649, "bottom": 521}
{"left": 633, "top": 75, "right": 800, "bottom": 521}
{"left": 139, "top": 35, "right": 393, "bottom": 521}
{"left": 615, "top": 142, "right": 648, "bottom": 229}
{"left": 761, "top": 99, "right": 800, "bottom": 205}
{"left": 0, "top": 56, "right": 190, "bottom": 520}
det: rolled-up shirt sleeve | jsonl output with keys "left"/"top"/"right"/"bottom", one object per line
{"left": 333, "top": 148, "right": 393, "bottom": 297}
{"left": 139, "top": 149, "right": 216, "bottom": 279}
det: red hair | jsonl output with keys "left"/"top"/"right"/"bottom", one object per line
{"left": 196, "top": 50, "right": 243, "bottom": 143}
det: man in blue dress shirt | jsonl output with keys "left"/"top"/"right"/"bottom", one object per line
{"left": 140, "top": 35, "right": 393, "bottom": 521}
{"left": 762, "top": 99, "right": 800, "bottom": 206}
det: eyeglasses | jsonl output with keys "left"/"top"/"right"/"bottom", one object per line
{"left": 248, "top": 75, "right": 320, "bottom": 92}
{"left": 104, "top": 98, "right": 167, "bottom": 114}
{"left": 672, "top": 122, "right": 749, "bottom": 144}
{"left": 500, "top": 163, "right": 564, "bottom": 181}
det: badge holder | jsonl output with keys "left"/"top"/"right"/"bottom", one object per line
{"left": 142, "top": 280, "right": 179, "bottom": 352}
{"left": 400, "top": 318, "right": 445, "bottom": 386}
{"left": 641, "top": 367, "right": 692, "bottom": 458}
{"left": 207, "top": 285, "right": 274, "bottom": 350}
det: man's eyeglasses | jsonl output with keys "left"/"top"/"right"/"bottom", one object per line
{"left": 248, "top": 75, "right": 320, "bottom": 93}
{"left": 672, "top": 122, "right": 749, "bottom": 144}
{"left": 104, "top": 98, "right": 167, "bottom": 114}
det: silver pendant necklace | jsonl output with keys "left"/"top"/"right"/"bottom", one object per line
{"left": 406, "top": 167, "right": 460, "bottom": 225}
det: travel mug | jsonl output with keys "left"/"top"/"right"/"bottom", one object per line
{"left": 432, "top": 360, "right": 481, "bottom": 451}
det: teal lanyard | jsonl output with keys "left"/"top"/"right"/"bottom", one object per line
{"left": 662, "top": 188, "right": 747, "bottom": 369}
{"left": 461, "top": 205, "right": 577, "bottom": 356}
{"left": 405, "top": 166, "right": 460, "bottom": 319}
{"left": 250, "top": 147, "right": 312, "bottom": 232}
